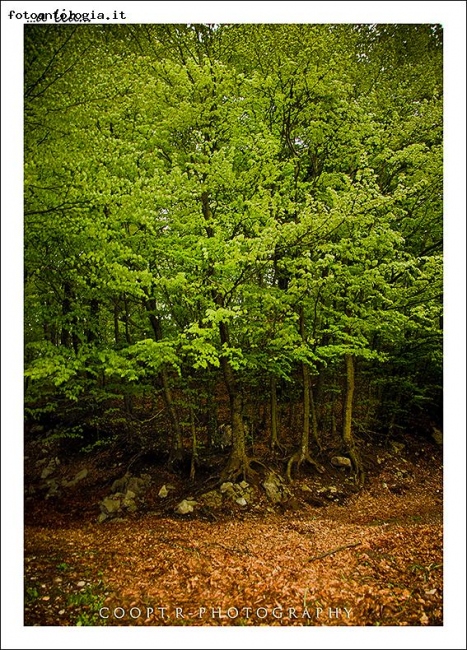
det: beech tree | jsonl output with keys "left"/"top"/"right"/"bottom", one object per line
{"left": 24, "top": 24, "right": 442, "bottom": 484}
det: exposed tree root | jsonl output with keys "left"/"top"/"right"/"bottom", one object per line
{"left": 270, "top": 440, "right": 287, "bottom": 455}
{"left": 347, "top": 445, "right": 365, "bottom": 487}
{"left": 286, "top": 450, "right": 325, "bottom": 483}
{"left": 220, "top": 455, "right": 269, "bottom": 483}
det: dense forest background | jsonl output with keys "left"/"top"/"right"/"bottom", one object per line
{"left": 24, "top": 24, "right": 443, "bottom": 484}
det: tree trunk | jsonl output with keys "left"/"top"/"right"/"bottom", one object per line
{"left": 123, "top": 293, "right": 131, "bottom": 344}
{"left": 113, "top": 300, "right": 120, "bottom": 345}
{"left": 288, "top": 402, "right": 295, "bottom": 429}
{"left": 146, "top": 299, "right": 182, "bottom": 463}
{"left": 270, "top": 376, "right": 281, "bottom": 451}
{"left": 161, "top": 367, "right": 183, "bottom": 460}
{"left": 190, "top": 405, "right": 197, "bottom": 481}
{"left": 301, "top": 361, "right": 311, "bottom": 457}
{"left": 86, "top": 298, "right": 99, "bottom": 344}
{"left": 343, "top": 353, "right": 364, "bottom": 485}
{"left": 286, "top": 309, "right": 324, "bottom": 481}
{"left": 219, "top": 321, "right": 247, "bottom": 481}
{"left": 310, "top": 384, "right": 321, "bottom": 451}
{"left": 61, "top": 282, "right": 80, "bottom": 352}
{"left": 342, "top": 354, "right": 354, "bottom": 446}
{"left": 124, "top": 392, "right": 133, "bottom": 415}
{"left": 201, "top": 190, "right": 251, "bottom": 479}
{"left": 330, "top": 372, "right": 337, "bottom": 437}
{"left": 206, "top": 378, "right": 217, "bottom": 449}
{"left": 61, "top": 281, "right": 72, "bottom": 348}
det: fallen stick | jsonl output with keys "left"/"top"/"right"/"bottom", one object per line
{"left": 307, "top": 541, "right": 361, "bottom": 562}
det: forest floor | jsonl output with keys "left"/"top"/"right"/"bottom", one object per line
{"left": 24, "top": 436, "right": 443, "bottom": 627}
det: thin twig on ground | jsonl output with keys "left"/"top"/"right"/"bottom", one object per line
{"left": 307, "top": 541, "right": 361, "bottom": 562}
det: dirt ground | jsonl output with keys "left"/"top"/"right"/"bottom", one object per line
{"left": 24, "top": 438, "right": 443, "bottom": 626}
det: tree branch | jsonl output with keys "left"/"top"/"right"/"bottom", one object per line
{"left": 307, "top": 541, "right": 361, "bottom": 562}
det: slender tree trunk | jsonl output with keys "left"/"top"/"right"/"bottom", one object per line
{"left": 113, "top": 300, "right": 120, "bottom": 345}
{"left": 330, "top": 371, "right": 337, "bottom": 437}
{"left": 331, "top": 408, "right": 337, "bottom": 438}
{"left": 146, "top": 299, "right": 182, "bottom": 462}
{"left": 206, "top": 379, "right": 217, "bottom": 449}
{"left": 310, "top": 385, "right": 321, "bottom": 451}
{"left": 86, "top": 298, "right": 99, "bottom": 344}
{"left": 123, "top": 293, "right": 131, "bottom": 344}
{"left": 61, "top": 281, "right": 72, "bottom": 348}
{"left": 288, "top": 402, "right": 295, "bottom": 429}
{"left": 342, "top": 353, "right": 364, "bottom": 485}
{"left": 343, "top": 354, "right": 354, "bottom": 447}
{"left": 161, "top": 368, "right": 182, "bottom": 457}
{"left": 61, "top": 281, "right": 80, "bottom": 352}
{"left": 286, "top": 309, "right": 324, "bottom": 481}
{"left": 124, "top": 392, "right": 133, "bottom": 415}
{"left": 270, "top": 376, "right": 281, "bottom": 451}
{"left": 363, "top": 380, "right": 374, "bottom": 432}
{"left": 301, "top": 361, "right": 311, "bottom": 457}
{"left": 190, "top": 405, "right": 197, "bottom": 481}
{"left": 201, "top": 189, "right": 249, "bottom": 479}
{"left": 219, "top": 321, "right": 247, "bottom": 480}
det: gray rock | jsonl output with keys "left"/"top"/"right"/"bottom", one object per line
{"left": 158, "top": 485, "right": 169, "bottom": 498}
{"left": 331, "top": 456, "right": 352, "bottom": 469}
{"left": 220, "top": 481, "right": 234, "bottom": 493}
{"left": 241, "top": 488, "right": 254, "bottom": 503}
{"left": 123, "top": 490, "right": 137, "bottom": 509}
{"left": 317, "top": 485, "right": 340, "bottom": 500}
{"left": 262, "top": 473, "right": 287, "bottom": 504}
{"left": 219, "top": 482, "right": 253, "bottom": 502}
{"left": 127, "top": 477, "right": 146, "bottom": 495}
{"left": 235, "top": 497, "right": 247, "bottom": 506}
{"left": 123, "top": 499, "right": 137, "bottom": 512}
{"left": 41, "top": 467, "right": 54, "bottom": 480}
{"left": 63, "top": 468, "right": 89, "bottom": 488}
{"left": 263, "top": 482, "right": 282, "bottom": 503}
{"left": 74, "top": 468, "right": 88, "bottom": 482}
{"left": 101, "top": 496, "right": 121, "bottom": 515}
{"left": 45, "top": 478, "right": 60, "bottom": 498}
{"left": 175, "top": 500, "right": 194, "bottom": 515}
{"left": 200, "top": 490, "right": 223, "bottom": 508}
{"left": 111, "top": 473, "right": 131, "bottom": 494}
